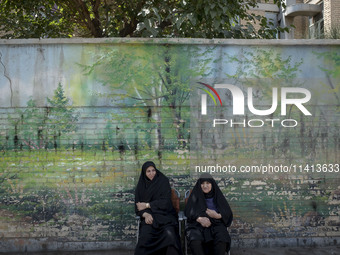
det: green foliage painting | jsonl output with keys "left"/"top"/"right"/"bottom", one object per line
{"left": 8, "top": 83, "right": 78, "bottom": 150}
{"left": 82, "top": 44, "right": 213, "bottom": 150}
{"left": 315, "top": 50, "right": 340, "bottom": 106}
{"left": 0, "top": 41, "right": 339, "bottom": 251}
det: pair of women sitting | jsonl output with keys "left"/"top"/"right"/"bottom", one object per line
{"left": 134, "top": 161, "right": 233, "bottom": 255}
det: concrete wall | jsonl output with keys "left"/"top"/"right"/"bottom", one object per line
{"left": 0, "top": 38, "right": 339, "bottom": 252}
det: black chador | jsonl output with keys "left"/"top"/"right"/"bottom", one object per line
{"left": 134, "top": 161, "right": 182, "bottom": 255}
{"left": 185, "top": 173, "right": 233, "bottom": 255}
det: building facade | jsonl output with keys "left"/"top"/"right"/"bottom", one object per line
{"left": 254, "top": 0, "right": 340, "bottom": 39}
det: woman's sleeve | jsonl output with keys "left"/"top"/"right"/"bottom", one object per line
{"left": 136, "top": 207, "right": 152, "bottom": 217}
{"left": 149, "top": 181, "right": 172, "bottom": 212}
{"left": 220, "top": 202, "right": 233, "bottom": 227}
{"left": 185, "top": 193, "right": 207, "bottom": 222}
{"left": 135, "top": 186, "right": 151, "bottom": 217}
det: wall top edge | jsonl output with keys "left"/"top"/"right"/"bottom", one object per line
{"left": 0, "top": 37, "right": 340, "bottom": 46}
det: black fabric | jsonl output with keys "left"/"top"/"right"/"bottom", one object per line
{"left": 190, "top": 240, "right": 227, "bottom": 255}
{"left": 185, "top": 173, "right": 233, "bottom": 253}
{"left": 166, "top": 245, "right": 181, "bottom": 255}
{"left": 134, "top": 161, "right": 182, "bottom": 255}
{"left": 136, "top": 224, "right": 182, "bottom": 255}
{"left": 214, "top": 242, "right": 227, "bottom": 255}
{"left": 189, "top": 240, "right": 206, "bottom": 255}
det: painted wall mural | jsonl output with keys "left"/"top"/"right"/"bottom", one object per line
{"left": 0, "top": 39, "right": 339, "bottom": 252}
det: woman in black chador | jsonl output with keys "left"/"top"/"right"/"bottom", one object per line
{"left": 134, "top": 161, "right": 182, "bottom": 255}
{"left": 185, "top": 173, "right": 233, "bottom": 255}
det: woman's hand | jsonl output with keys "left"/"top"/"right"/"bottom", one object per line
{"left": 197, "top": 217, "right": 211, "bottom": 227}
{"left": 136, "top": 202, "right": 148, "bottom": 211}
{"left": 206, "top": 209, "right": 222, "bottom": 219}
{"left": 142, "top": 212, "right": 153, "bottom": 225}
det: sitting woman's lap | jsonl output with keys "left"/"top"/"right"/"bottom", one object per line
{"left": 140, "top": 223, "right": 177, "bottom": 242}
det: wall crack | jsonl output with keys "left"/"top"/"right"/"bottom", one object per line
{"left": 0, "top": 51, "right": 13, "bottom": 107}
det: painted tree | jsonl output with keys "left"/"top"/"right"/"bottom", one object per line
{"left": 8, "top": 84, "right": 79, "bottom": 150}
{"left": 8, "top": 99, "right": 47, "bottom": 150}
{"left": 220, "top": 49, "right": 303, "bottom": 155}
{"left": 226, "top": 49, "right": 303, "bottom": 95}
{"left": 315, "top": 50, "right": 340, "bottom": 161}
{"left": 46, "top": 83, "right": 79, "bottom": 149}
{"left": 0, "top": 0, "right": 288, "bottom": 39}
{"left": 84, "top": 44, "right": 212, "bottom": 150}
{"left": 315, "top": 51, "right": 340, "bottom": 106}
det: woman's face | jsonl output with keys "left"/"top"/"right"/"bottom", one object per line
{"left": 145, "top": 166, "right": 156, "bottom": 181}
{"left": 201, "top": 181, "right": 212, "bottom": 194}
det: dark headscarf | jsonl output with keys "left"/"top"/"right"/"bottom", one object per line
{"left": 135, "top": 161, "right": 177, "bottom": 226}
{"left": 140, "top": 161, "right": 159, "bottom": 188}
{"left": 185, "top": 173, "right": 233, "bottom": 227}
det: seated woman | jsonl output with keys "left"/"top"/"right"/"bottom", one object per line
{"left": 134, "top": 161, "right": 182, "bottom": 255}
{"left": 185, "top": 173, "right": 233, "bottom": 255}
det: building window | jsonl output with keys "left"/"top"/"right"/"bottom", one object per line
{"left": 309, "top": 6, "right": 324, "bottom": 38}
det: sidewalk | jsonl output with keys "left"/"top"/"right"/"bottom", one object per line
{"left": 2, "top": 246, "right": 340, "bottom": 255}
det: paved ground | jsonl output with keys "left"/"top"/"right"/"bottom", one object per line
{"left": 231, "top": 247, "right": 340, "bottom": 255}
{"left": 2, "top": 246, "right": 340, "bottom": 255}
